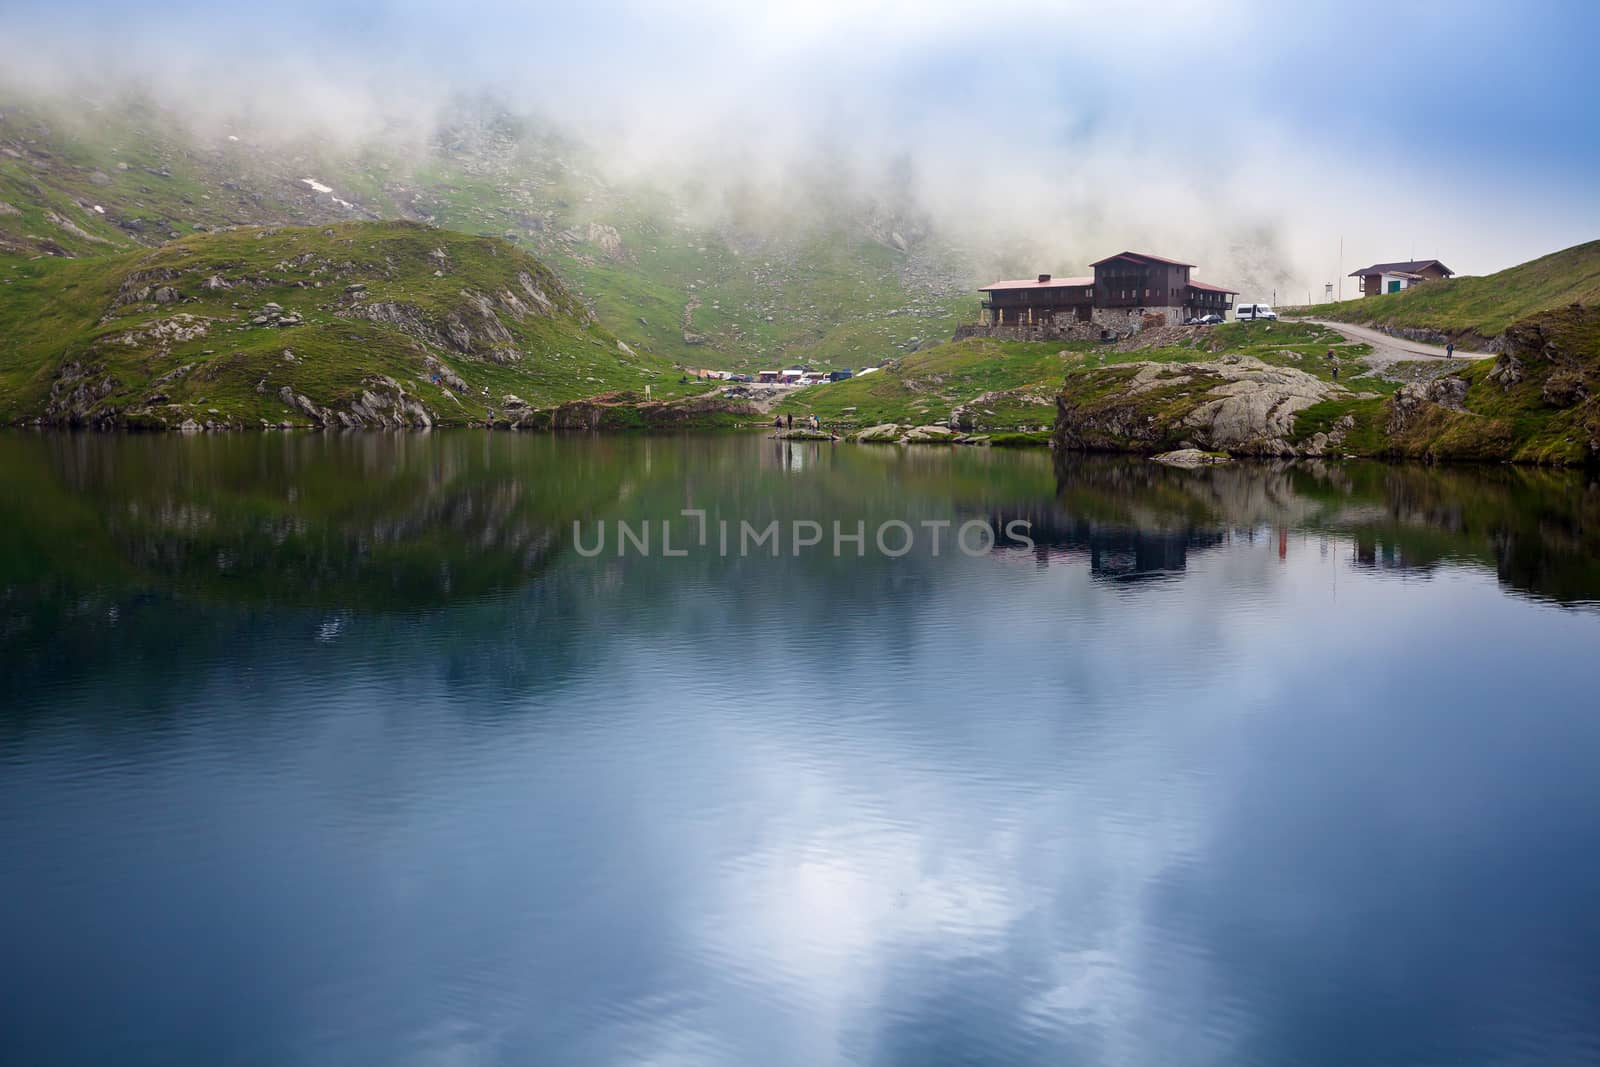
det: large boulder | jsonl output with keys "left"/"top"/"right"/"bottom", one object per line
{"left": 1387, "top": 375, "right": 1470, "bottom": 435}
{"left": 1055, "top": 355, "right": 1345, "bottom": 456}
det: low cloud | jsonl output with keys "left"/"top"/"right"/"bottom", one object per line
{"left": 2, "top": 0, "right": 1595, "bottom": 296}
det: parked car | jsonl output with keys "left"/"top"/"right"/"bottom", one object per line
{"left": 1199, "top": 313, "right": 1224, "bottom": 325}
{"left": 1236, "top": 303, "right": 1278, "bottom": 321}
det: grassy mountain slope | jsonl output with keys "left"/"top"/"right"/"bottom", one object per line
{"left": 1294, "top": 239, "right": 1600, "bottom": 341}
{"left": 0, "top": 100, "right": 375, "bottom": 258}
{"left": 0, "top": 95, "right": 971, "bottom": 371}
{"left": 0, "top": 220, "right": 710, "bottom": 428}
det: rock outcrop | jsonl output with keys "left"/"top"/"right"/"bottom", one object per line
{"left": 1386, "top": 376, "right": 1469, "bottom": 436}
{"left": 848, "top": 423, "right": 990, "bottom": 445}
{"left": 250, "top": 302, "right": 304, "bottom": 327}
{"left": 47, "top": 361, "right": 121, "bottom": 425}
{"left": 344, "top": 291, "right": 525, "bottom": 364}
{"left": 271, "top": 378, "right": 435, "bottom": 430}
{"left": 1054, "top": 355, "right": 1347, "bottom": 457}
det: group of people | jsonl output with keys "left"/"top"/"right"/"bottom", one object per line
{"left": 774, "top": 412, "right": 822, "bottom": 433}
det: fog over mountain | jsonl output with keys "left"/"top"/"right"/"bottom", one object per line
{"left": 3, "top": 0, "right": 1597, "bottom": 299}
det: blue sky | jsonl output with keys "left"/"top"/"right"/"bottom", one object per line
{"left": 3, "top": 0, "right": 1596, "bottom": 286}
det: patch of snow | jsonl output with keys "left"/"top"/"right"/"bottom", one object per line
{"left": 92, "top": 205, "right": 105, "bottom": 214}
{"left": 300, "top": 177, "right": 355, "bottom": 209}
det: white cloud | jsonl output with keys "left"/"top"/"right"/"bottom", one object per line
{"left": 1, "top": 0, "right": 1593, "bottom": 291}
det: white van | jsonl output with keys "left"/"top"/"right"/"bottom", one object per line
{"left": 1236, "top": 303, "right": 1278, "bottom": 321}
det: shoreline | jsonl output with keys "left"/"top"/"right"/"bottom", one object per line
{"left": 4, "top": 421, "right": 1593, "bottom": 471}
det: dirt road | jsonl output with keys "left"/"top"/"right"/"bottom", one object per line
{"left": 1292, "top": 318, "right": 1493, "bottom": 362}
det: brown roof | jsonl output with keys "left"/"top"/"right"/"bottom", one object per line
{"left": 1348, "top": 259, "right": 1454, "bottom": 278}
{"left": 1089, "top": 251, "right": 1196, "bottom": 268}
{"left": 978, "top": 275, "right": 1095, "bottom": 292}
{"left": 1187, "top": 280, "right": 1239, "bottom": 294}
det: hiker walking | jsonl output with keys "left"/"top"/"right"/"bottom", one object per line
{"left": 1446, "top": 341, "right": 1455, "bottom": 359}
{"left": 1327, "top": 348, "right": 1339, "bottom": 381}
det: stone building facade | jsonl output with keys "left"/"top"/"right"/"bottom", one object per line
{"left": 975, "top": 251, "right": 1238, "bottom": 337}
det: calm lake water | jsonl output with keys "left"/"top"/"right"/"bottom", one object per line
{"left": 3, "top": 430, "right": 1600, "bottom": 1067}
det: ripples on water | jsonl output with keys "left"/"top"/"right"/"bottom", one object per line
{"left": 2, "top": 432, "right": 1599, "bottom": 1067}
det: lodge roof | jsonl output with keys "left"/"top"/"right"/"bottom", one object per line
{"left": 1187, "top": 280, "right": 1239, "bottom": 294}
{"left": 978, "top": 275, "right": 1095, "bottom": 292}
{"left": 1348, "top": 259, "right": 1454, "bottom": 278}
{"left": 1089, "top": 251, "right": 1196, "bottom": 268}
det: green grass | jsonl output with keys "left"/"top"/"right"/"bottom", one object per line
{"left": 774, "top": 337, "right": 1092, "bottom": 430}
{"left": 988, "top": 431, "right": 1052, "bottom": 448}
{"left": 1078, "top": 320, "right": 1386, "bottom": 388}
{"left": 0, "top": 220, "right": 711, "bottom": 427}
{"left": 1290, "top": 396, "right": 1389, "bottom": 452}
{"left": 770, "top": 321, "right": 1386, "bottom": 438}
{"left": 1046, "top": 319, "right": 1438, "bottom": 456}
{"left": 1058, "top": 301, "right": 1600, "bottom": 465}
{"left": 1384, "top": 305, "right": 1600, "bottom": 465}
{"left": 0, "top": 92, "right": 975, "bottom": 375}
{"left": 555, "top": 222, "right": 969, "bottom": 371}
{"left": 1290, "top": 239, "right": 1600, "bottom": 340}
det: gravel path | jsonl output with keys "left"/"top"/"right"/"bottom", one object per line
{"left": 1291, "top": 318, "right": 1494, "bottom": 362}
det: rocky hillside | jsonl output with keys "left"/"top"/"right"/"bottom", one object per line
{"left": 1294, "top": 239, "right": 1600, "bottom": 347}
{"left": 1376, "top": 304, "right": 1599, "bottom": 464}
{"left": 0, "top": 220, "right": 715, "bottom": 429}
{"left": 0, "top": 94, "right": 972, "bottom": 371}
{"left": 1050, "top": 307, "right": 1600, "bottom": 466}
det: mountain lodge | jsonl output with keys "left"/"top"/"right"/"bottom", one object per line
{"left": 1349, "top": 259, "right": 1455, "bottom": 296}
{"left": 978, "top": 251, "right": 1237, "bottom": 329}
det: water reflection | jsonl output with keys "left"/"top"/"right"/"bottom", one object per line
{"left": 1038, "top": 454, "right": 1600, "bottom": 604}
{"left": 2, "top": 431, "right": 1599, "bottom": 1067}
